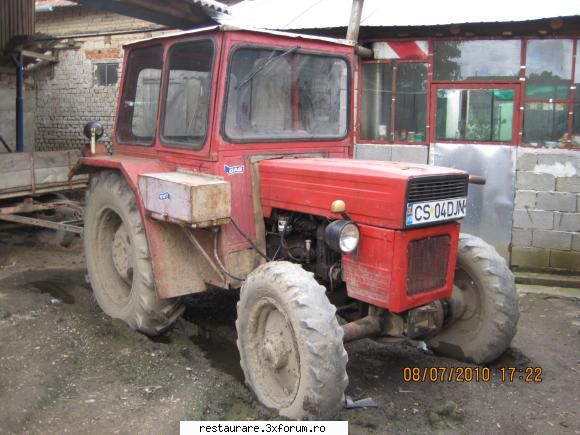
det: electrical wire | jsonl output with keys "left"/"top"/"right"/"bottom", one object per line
{"left": 230, "top": 217, "right": 270, "bottom": 260}
{"left": 212, "top": 229, "right": 245, "bottom": 282}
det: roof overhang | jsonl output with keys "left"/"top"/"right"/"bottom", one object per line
{"left": 64, "top": 0, "right": 230, "bottom": 29}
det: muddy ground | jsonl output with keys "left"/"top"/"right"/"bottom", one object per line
{"left": 0, "top": 230, "right": 578, "bottom": 435}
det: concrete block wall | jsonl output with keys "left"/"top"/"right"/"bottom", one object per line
{"left": 355, "top": 144, "right": 429, "bottom": 164}
{"left": 511, "top": 148, "right": 580, "bottom": 271}
{"left": 34, "top": 8, "right": 171, "bottom": 151}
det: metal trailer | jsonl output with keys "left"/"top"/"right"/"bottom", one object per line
{"left": 0, "top": 149, "right": 86, "bottom": 243}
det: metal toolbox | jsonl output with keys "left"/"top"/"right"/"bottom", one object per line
{"left": 138, "top": 171, "right": 231, "bottom": 228}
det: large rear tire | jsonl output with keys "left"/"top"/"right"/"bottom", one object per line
{"left": 236, "top": 261, "right": 348, "bottom": 420}
{"left": 427, "top": 233, "right": 519, "bottom": 364}
{"left": 84, "top": 171, "right": 184, "bottom": 335}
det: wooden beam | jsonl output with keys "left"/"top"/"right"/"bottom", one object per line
{"left": 21, "top": 49, "right": 57, "bottom": 62}
{"left": 73, "top": 0, "right": 213, "bottom": 28}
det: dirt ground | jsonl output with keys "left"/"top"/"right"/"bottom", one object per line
{"left": 0, "top": 230, "right": 578, "bottom": 435}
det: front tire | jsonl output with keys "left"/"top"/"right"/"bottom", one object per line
{"left": 236, "top": 261, "right": 348, "bottom": 420}
{"left": 427, "top": 233, "right": 519, "bottom": 364}
{"left": 84, "top": 171, "right": 184, "bottom": 335}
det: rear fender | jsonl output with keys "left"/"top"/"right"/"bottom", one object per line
{"left": 72, "top": 156, "right": 216, "bottom": 298}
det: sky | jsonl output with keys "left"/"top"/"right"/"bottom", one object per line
{"left": 223, "top": 0, "right": 580, "bottom": 29}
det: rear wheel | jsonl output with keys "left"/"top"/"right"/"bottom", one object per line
{"left": 427, "top": 233, "right": 519, "bottom": 364}
{"left": 84, "top": 171, "right": 184, "bottom": 335}
{"left": 236, "top": 261, "right": 348, "bottom": 420}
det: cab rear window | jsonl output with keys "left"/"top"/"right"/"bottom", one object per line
{"left": 116, "top": 45, "right": 163, "bottom": 146}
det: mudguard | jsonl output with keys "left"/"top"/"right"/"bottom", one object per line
{"left": 71, "top": 156, "right": 222, "bottom": 298}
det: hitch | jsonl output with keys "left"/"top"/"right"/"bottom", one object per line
{"left": 342, "top": 301, "right": 446, "bottom": 343}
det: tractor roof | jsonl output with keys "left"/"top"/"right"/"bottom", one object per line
{"left": 123, "top": 25, "right": 355, "bottom": 49}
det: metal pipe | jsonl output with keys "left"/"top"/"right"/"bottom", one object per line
{"left": 468, "top": 175, "right": 487, "bottom": 185}
{"left": 11, "top": 54, "right": 24, "bottom": 153}
{"left": 346, "top": 0, "right": 365, "bottom": 43}
{"left": 342, "top": 315, "right": 382, "bottom": 343}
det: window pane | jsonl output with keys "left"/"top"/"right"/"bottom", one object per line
{"left": 161, "top": 40, "right": 214, "bottom": 148}
{"left": 434, "top": 40, "right": 521, "bottom": 81}
{"left": 225, "top": 48, "right": 348, "bottom": 141}
{"left": 395, "top": 63, "right": 427, "bottom": 142}
{"left": 435, "top": 89, "right": 514, "bottom": 142}
{"left": 570, "top": 103, "right": 580, "bottom": 147}
{"left": 526, "top": 39, "right": 573, "bottom": 99}
{"left": 106, "top": 64, "right": 118, "bottom": 85}
{"left": 95, "top": 63, "right": 118, "bottom": 86}
{"left": 574, "top": 40, "right": 580, "bottom": 103}
{"left": 116, "top": 45, "right": 163, "bottom": 145}
{"left": 360, "top": 63, "right": 393, "bottom": 140}
{"left": 523, "top": 102, "right": 568, "bottom": 145}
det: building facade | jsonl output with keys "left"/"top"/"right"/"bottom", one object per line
{"left": 354, "top": 36, "right": 580, "bottom": 271}
{"left": 34, "top": 1, "right": 175, "bottom": 151}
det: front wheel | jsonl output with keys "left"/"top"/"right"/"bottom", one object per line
{"left": 427, "top": 233, "right": 519, "bottom": 364}
{"left": 236, "top": 261, "right": 348, "bottom": 420}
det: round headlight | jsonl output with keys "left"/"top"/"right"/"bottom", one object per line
{"left": 325, "top": 220, "right": 360, "bottom": 253}
{"left": 339, "top": 223, "right": 360, "bottom": 253}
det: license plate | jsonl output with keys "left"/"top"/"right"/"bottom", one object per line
{"left": 406, "top": 197, "right": 467, "bottom": 226}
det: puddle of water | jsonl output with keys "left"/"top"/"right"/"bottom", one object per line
{"left": 0, "top": 268, "right": 89, "bottom": 305}
{"left": 27, "top": 281, "right": 75, "bottom": 304}
{"left": 189, "top": 328, "right": 245, "bottom": 384}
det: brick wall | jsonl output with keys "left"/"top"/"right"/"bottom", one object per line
{"left": 34, "top": 7, "right": 170, "bottom": 151}
{"left": 35, "top": 5, "right": 156, "bottom": 37}
{"left": 512, "top": 148, "right": 580, "bottom": 271}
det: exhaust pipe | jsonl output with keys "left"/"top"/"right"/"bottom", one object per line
{"left": 346, "top": 0, "right": 364, "bottom": 42}
{"left": 346, "top": 0, "right": 373, "bottom": 58}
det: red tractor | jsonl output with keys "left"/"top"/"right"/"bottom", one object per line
{"left": 72, "top": 26, "right": 519, "bottom": 420}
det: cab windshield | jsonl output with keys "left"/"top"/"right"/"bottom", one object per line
{"left": 224, "top": 47, "right": 349, "bottom": 141}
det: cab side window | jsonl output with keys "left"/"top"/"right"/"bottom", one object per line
{"left": 116, "top": 45, "right": 163, "bottom": 146}
{"left": 161, "top": 39, "right": 214, "bottom": 149}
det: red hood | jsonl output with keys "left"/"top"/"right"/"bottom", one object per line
{"left": 259, "top": 158, "right": 467, "bottom": 229}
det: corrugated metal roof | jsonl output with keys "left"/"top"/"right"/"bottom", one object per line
{"left": 225, "top": 0, "right": 580, "bottom": 29}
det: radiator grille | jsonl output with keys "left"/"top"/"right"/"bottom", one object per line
{"left": 407, "top": 176, "right": 468, "bottom": 203}
{"left": 407, "top": 235, "right": 450, "bottom": 295}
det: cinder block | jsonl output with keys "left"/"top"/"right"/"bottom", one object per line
{"left": 355, "top": 144, "right": 392, "bottom": 161}
{"left": 554, "top": 213, "right": 580, "bottom": 232}
{"left": 536, "top": 192, "right": 577, "bottom": 212}
{"left": 391, "top": 145, "right": 429, "bottom": 164}
{"left": 577, "top": 195, "right": 580, "bottom": 212}
{"left": 511, "top": 247, "right": 550, "bottom": 268}
{"left": 514, "top": 190, "right": 536, "bottom": 208}
{"left": 512, "top": 229, "right": 532, "bottom": 247}
{"left": 557, "top": 177, "right": 580, "bottom": 193}
{"left": 532, "top": 230, "right": 572, "bottom": 250}
{"left": 549, "top": 250, "right": 580, "bottom": 271}
{"left": 516, "top": 172, "right": 555, "bottom": 191}
{"left": 513, "top": 209, "right": 554, "bottom": 230}
{"left": 572, "top": 234, "right": 580, "bottom": 251}
{"left": 536, "top": 154, "right": 579, "bottom": 167}
{"left": 516, "top": 154, "right": 538, "bottom": 171}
